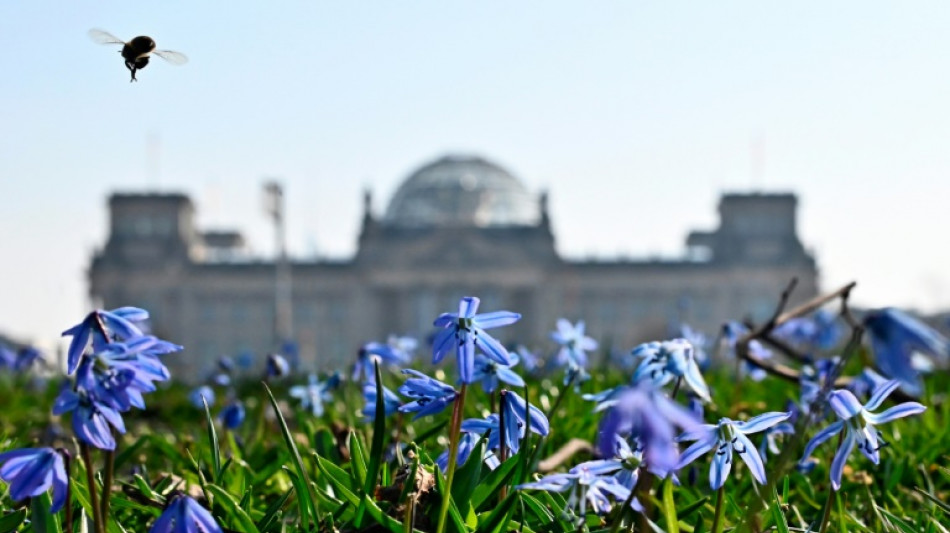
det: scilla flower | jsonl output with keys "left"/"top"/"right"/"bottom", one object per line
{"left": 519, "top": 460, "right": 631, "bottom": 521}
{"left": 863, "top": 308, "right": 949, "bottom": 396}
{"left": 499, "top": 390, "right": 550, "bottom": 453}
{"left": 675, "top": 411, "right": 790, "bottom": 489}
{"left": 189, "top": 386, "right": 215, "bottom": 409}
{"left": 597, "top": 382, "right": 700, "bottom": 475}
{"left": 218, "top": 400, "right": 245, "bottom": 430}
{"left": 149, "top": 493, "right": 222, "bottom": 533}
{"left": 289, "top": 374, "right": 339, "bottom": 417}
{"left": 471, "top": 352, "right": 525, "bottom": 393}
{"left": 266, "top": 353, "right": 291, "bottom": 379}
{"left": 551, "top": 319, "right": 598, "bottom": 372}
{"left": 432, "top": 297, "right": 521, "bottom": 384}
{"left": 398, "top": 369, "right": 458, "bottom": 419}
{"left": 0, "top": 447, "right": 69, "bottom": 512}
{"left": 632, "top": 338, "right": 710, "bottom": 402}
{"left": 362, "top": 375, "right": 402, "bottom": 421}
{"left": 800, "top": 380, "right": 926, "bottom": 489}
{"left": 63, "top": 307, "right": 149, "bottom": 373}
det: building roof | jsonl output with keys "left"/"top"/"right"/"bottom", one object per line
{"left": 383, "top": 155, "right": 539, "bottom": 227}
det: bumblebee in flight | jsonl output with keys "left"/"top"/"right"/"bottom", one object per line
{"left": 89, "top": 29, "right": 188, "bottom": 82}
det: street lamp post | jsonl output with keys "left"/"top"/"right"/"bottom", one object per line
{"left": 264, "top": 182, "right": 294, "bottom": 360}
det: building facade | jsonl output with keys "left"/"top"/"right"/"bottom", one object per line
{"left": 89, "top": 155, "right": 819, "bottom": 380}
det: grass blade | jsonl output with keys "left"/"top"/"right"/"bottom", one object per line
{"left": 264, "top": 382, "right": 321, "bottom": 529}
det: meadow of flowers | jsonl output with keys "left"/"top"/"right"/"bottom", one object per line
{"left": 0, "top": 281, "right": 947, "bottom": 532}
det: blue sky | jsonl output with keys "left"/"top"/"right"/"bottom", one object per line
{"left": 3, "top": 2, "right": 950, "bottom": 345}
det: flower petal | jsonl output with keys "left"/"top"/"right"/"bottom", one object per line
{"left": 682, "top": 359, "right": 711, "bottom": 403}
{"left": 830, "top": 427, "right": 855, "bottom": 490}
{"left": 864, "top": 380, "right": 901, "bottom": 411}
{"left": 431, "top": 327, "right": 455, "bottom": 364}
{"left": 829, "top": 390, "right": 864, "bottom": 420}
{"left": 735, "top": 412, "right": 791, "bottom": 434}
{"left": 735, "top": 432, "right": 767, "bottom": 485}
{"left": 863, "top": 402, "right": 926, "bottom": 425}
{"left": 474, "top": 330, "right": 513, "bottom": 366}
{"left": 675, "top": 435, "right": 716, "bottom": 470}
{"left": 459, "top": 297, "right": 480, "bottom": 318}
{"left": 474, "top": 311, "right": 521, "bottom": 329}
{"left": 801, "top": 420, "right": 844, "bottom": 462}
{"left": 709, "top": 443, "right": 733, "bottom": 490}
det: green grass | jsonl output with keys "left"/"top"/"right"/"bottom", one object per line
{"left": 0, "top": 356, "right": 947, "bottom": 532}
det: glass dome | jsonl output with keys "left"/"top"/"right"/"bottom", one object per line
{"left": 384, "top": 155, "right": 539, "bottom": 227}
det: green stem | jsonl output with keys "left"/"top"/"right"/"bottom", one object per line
{"left": 100, "top": 435, "right": 116, "bottom": 524}
{"left": 435, "top": 384, "right": 467, "bottom": 533}
{"left": 817, "top": 485, "right": 836, "bottom": 533}
{"left": 711, "top": 484, "right": 726, "bottom": 533}
{"left": 60, "top": 449, "right": 73, "bottom": 533}
{"left": 498, "top": 390, "right": 508, "bottom": 502}
{"left": 546, "top": 372, "right": 577, "bottom": 421}
{"left": 670, "top": 376, "right": 682, "bottom": 400}
{"left": 609, "top": 483, "right": 638, "bottom": 533}
{"left": 80, "top": 444, "right": 104, "bottom": 533}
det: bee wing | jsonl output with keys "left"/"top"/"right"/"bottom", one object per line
{"left": 152, "top": 50, "right": 188, "bottom": 65}
{"left": 88, "top": 29, "right": 126, "bottom": 45}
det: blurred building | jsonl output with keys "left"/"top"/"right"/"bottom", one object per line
{"left": 89, "top": 154, "right": 819, "bottom": 380}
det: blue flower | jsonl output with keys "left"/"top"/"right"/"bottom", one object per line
{"left": 435, "top": 432, "right": 502, "bottom": 472}
{"left": 149, "top": 493, "right": 222, "bottom": 533}
{"left": 596, "top": 383, "right": 700, "bottom": 476}
{"left": 217, "top": 356, "right": 235, "bottom": 372}
{"left": 62, "top": 307, "right": 149, "bottom": 374}
{"left": 499, "top": 390, "right": 550, "bottom": 453}
{"left": 218, "top": 400, "right": 245, "bottom": 430}
{"left": 800, "top": 381, "right": 926, "bottom": 490}
{"left": 397, "top": 369, "right": 458, "bottom": 419}
{"left": 519, "top": 460, "right": 631, "bottom": 520}
{"left": 632, "top": 338, "right": 710, "bottom": 402}
{"left": 352, "top": 340, "right": 411, "bottom": 381}
{"left": 12, "top": 347, "right": 43, "bottom": 372}
{"left": 189, "top": 386, "right": 215, "bottom": 409}
{"left": 515, "top": 345, "right": 541, "bottom": 373}
{"left": 849, "top": 367, "right": 889, "bottom": 400}
{"left": 798, "top": 357, "right": 839, "bottom": 416}
{"left": 432, "top": 297, "right": 521, "bottom": 384}
{"left": 289, "top": 374, "right": 339, "bottom": 417}
{"left": 0, "top": 447, "right": 68, "bottom": 512}
{"left": 863, "top": 308, "right": 949, "bottom": 395}
{"left": 721, "top": 322, "right": 772, "bottom": 381}
{"left": 675, "top": 411, "right": 790, "bottom": 489}
{"left": 774, "top": 310, "right": 843, "bottom": 352}
{"left": 266, "top": 353, "right": 291, "bottom": 379}
{"left": 471, "top": 352, "right": 525, "bottom": 393}
{"left": 362, "top": 375, "right": 402, "bottom": 421}
{"left": 52, "top": 388, "right": 126, "bottom": 450}
{"left": 759, "top": 422, "right": 795, "bottom": 463}
{"left": 551, "top": 319, "right": 598, "bottom": 372}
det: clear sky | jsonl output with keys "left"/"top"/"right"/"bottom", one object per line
{"left": 3, "top": 2, "right": 950, "bottom": 347}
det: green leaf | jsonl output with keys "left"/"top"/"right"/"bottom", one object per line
{"left": 314, "top": 455, "right": 361, "bottom": 507}
{"left": 202, "top": 395, "right": 222, "bottom": 483}
{"left": 770, "top": 485, "right": 790, "bottom": 533}
{"left": 30, "top": 491, "right": 63, "bottom": 533}
{"left": 452, "top": 436, "right": 486, "bottom": 512}
{"left": 914, "top": 486, "right": 950, "bottom": 515}
{"left": 476, "top": 492, "right": 519, "bottom": 533}
{"left": 361, "top": 494, "right": 423, "bottom": 533}
{"left": 519, "top": 493, "right": 557, "bottom": 530}
{"left": 264, "top": 382, "right": 320, "bottom": 528}
{"left": 257, "top": 486, "right": 294, "bottom": 533}
{"left": 282, "top": 466, "right": 310, "bottom": 528}
{"left": 434, "top": 467, "right": 469, "bottom": 533}
{"left": 349, "top": 431, "right": 368, "bottom": 489}
{"left": 661, "top": 477, "right": 679, "bottom": 533}
{"left": 205, "top": 483, "right": 261, "bottom": 533}
{"left": 879, "top": 508, "right": 917, "bottom": 533}
{"left": 365, "top": 361, "right": 387, "bottom": 495}
{"left": 470, "top": 456, "right": 521, "bottom": 511}
{"left": 0, "top": 510, "right": 26, "bottom": 533}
